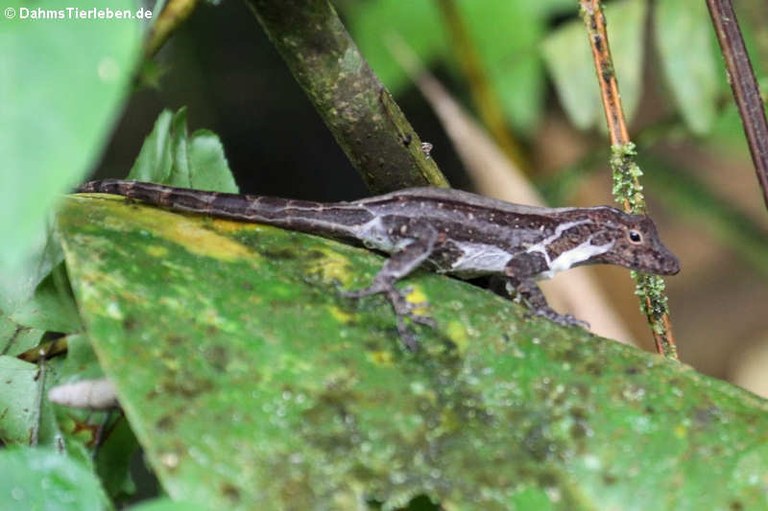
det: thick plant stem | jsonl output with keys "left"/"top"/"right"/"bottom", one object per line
{"left": 580, "top": 0, "right": 678, "bottom": 359}
{"left": 244, "top": 0, "right": 448, "bottom": 193}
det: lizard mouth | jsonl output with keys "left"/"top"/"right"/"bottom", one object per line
{"left": 656, "top": 249, "right": 680, "bottom": 275}
{"left": 661, "top": 258, "right": 680, "bottom": 275}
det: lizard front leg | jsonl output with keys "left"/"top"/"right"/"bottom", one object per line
{"left": 342, "top": 224, "right": 439, "bottom": 350}
{"left": 497, "top": 277, "right": 588, "bottom": 328}
{"left": 499, "top": 257, "right": 589, "bottom": 328}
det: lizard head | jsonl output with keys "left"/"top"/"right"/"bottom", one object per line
{"left": 586, "top": 209, "right": 680, "bottom": 275}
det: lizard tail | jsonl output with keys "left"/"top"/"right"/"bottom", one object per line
{"left": 75, "top": 180, "right": 368, "bottom": 238}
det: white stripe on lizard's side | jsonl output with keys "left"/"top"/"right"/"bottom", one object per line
{"left": 536, "top": 239, "right": 615, "bottom": 279}
{"left": 525, "top": 220, "right": 588, "bottom": 265}
{"left": 525, "top": 220, "right": 615, "bottom": 279}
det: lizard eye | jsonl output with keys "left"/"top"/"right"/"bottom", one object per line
{"left": 628, "top": 229, "right": 643, "bottom": 244}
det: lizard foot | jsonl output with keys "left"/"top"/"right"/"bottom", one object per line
{"left": 530, "top": 308, "right": 590, "bottom": 329}
{"left": 342, "top": 283, "right": 435, "bottom": 351}
{"left": 498, "top": 277, "right": 590, "bottom": 330}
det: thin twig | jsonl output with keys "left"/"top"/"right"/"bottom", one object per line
{"left": 579, "top": 0, "right": 678, "bottom": 359}
{"left": 144, "top": 0, "right": 199, "bottom": 58}
{"left": 705, "top": 0, "right": 768, "bottom": 210}
{"left": 30, "top": 358, "right": 47, "bottom": 446}
{"left": 580, "top": 2, "right": 629, "bottom": 149}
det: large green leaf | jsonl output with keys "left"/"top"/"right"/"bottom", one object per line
{"left": 0, "top": 313, "right": 45, "bottom": 357}
{"left": 58, "top": 194, "right": 768, "bottom": 510}
{"left": 0, "top": 0, "right": 142, "bottom": 273}
{"left": 128, "top": 498, "right": 209, "bottom": 511}
{"left": 0, "top": 356, "right": 58, "bottom": 445}
{"left": 9, "top": 269, "right": 81, "bottom": 333}
{"left": 0, "top": 448, "right": 107, "bottom": 511}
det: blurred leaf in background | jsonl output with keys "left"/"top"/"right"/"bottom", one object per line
{"left": 542, "top": 0, "right": 648, "bottom": 131}
{"left": 0, "top": 0, "right": 143, "bottom": 310}
{"left": 345, "top": 0, "right": 572, "bottom": 133}
{"left": 0, "top": 101, "right": 238, "bottom": 506}
{"left": 127, "top": 108, "right": 238, "bottom": 192}
{"left": 654, "top": 0, "right": 719, "bottom": 135}
{"left": 344, "top": 0, "right": 731, "bottom": 138}
{"left": 0, "top": 448, "right": 107, "bottom": 511}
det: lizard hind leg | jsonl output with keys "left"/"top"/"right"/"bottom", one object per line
{"left": 341, "top": 224, "right": 439, "bottom": 350}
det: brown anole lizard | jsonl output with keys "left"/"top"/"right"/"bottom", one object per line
{"left": 78, "top": 180, "right": 680, "bottom": 349}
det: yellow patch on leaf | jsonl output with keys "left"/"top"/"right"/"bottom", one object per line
{"left": 328, "top": 305, "right": 353, "bottom": 324}
{"left": 404, "top": 286, "right": 430, "bottom": 317}
{"left": 75, "top": 195, "right": 258, "bottom": 262}
{"left": 305, "top": 247, "right": 354, "bottom": 287}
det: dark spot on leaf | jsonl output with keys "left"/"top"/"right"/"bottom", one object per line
{"left": 204, "top": 345, "right": 230, "bottom": 372}
{"left": 535, "top": 469, "right": 558, "bottom": 488}
{"left": 123, "top": 315, "right": 138, "bottom": 332}
{"left": 602, "top": 472, "right": 617, "bottom": 486}
{"left": 159, "top": 375, "right": 214, "bottom": 399}
{"left": 166, "top": 334, "right": 185, "bottom": 347}
{"left": 585, "top": 361, "right": 603, "bottom": 376}
{"left": 568, "top": 407, "right": 590, "bottom": 447}
{"left": 220, "top": 483, "right": 241, "bottom": 503}
{"left": 693, "top": 405, "right": 722, "bottom": 427}
{"left": 569, "top": 421, "right": 588, "bottom": 441}
{"left": 260, "top": 247, "right": 298, "bottom": 260}
{"left": 156, "top": 414, "right": 175, "bottom": 432}
{"left": 523, "top": 424, "right": 554, "bottom": 463}
{"left": 303, "top": 249, "right": 326, "bottom": 261}
{"left": 561, "top": 346, "right": 586, "bottom": 365}
{"left": 624, "top": 366, "right": 641, "bottom": 376}
{"left": 571, "top": 382, "right": 591, "bottom": 400}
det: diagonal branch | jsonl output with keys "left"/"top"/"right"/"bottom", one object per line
{"left": 243, "top": 0, "right": 448, "bottom": 193}
{"left": 705, "top": 0, "right": 768, "bottom": 210}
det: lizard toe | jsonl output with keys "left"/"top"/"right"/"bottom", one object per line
{"left": 340, "top": 282, "right": 386, "bottom": 299}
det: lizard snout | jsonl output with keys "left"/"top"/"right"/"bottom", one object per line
{"left": 654, "top": 244, "right": 680, "bottom": 275}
